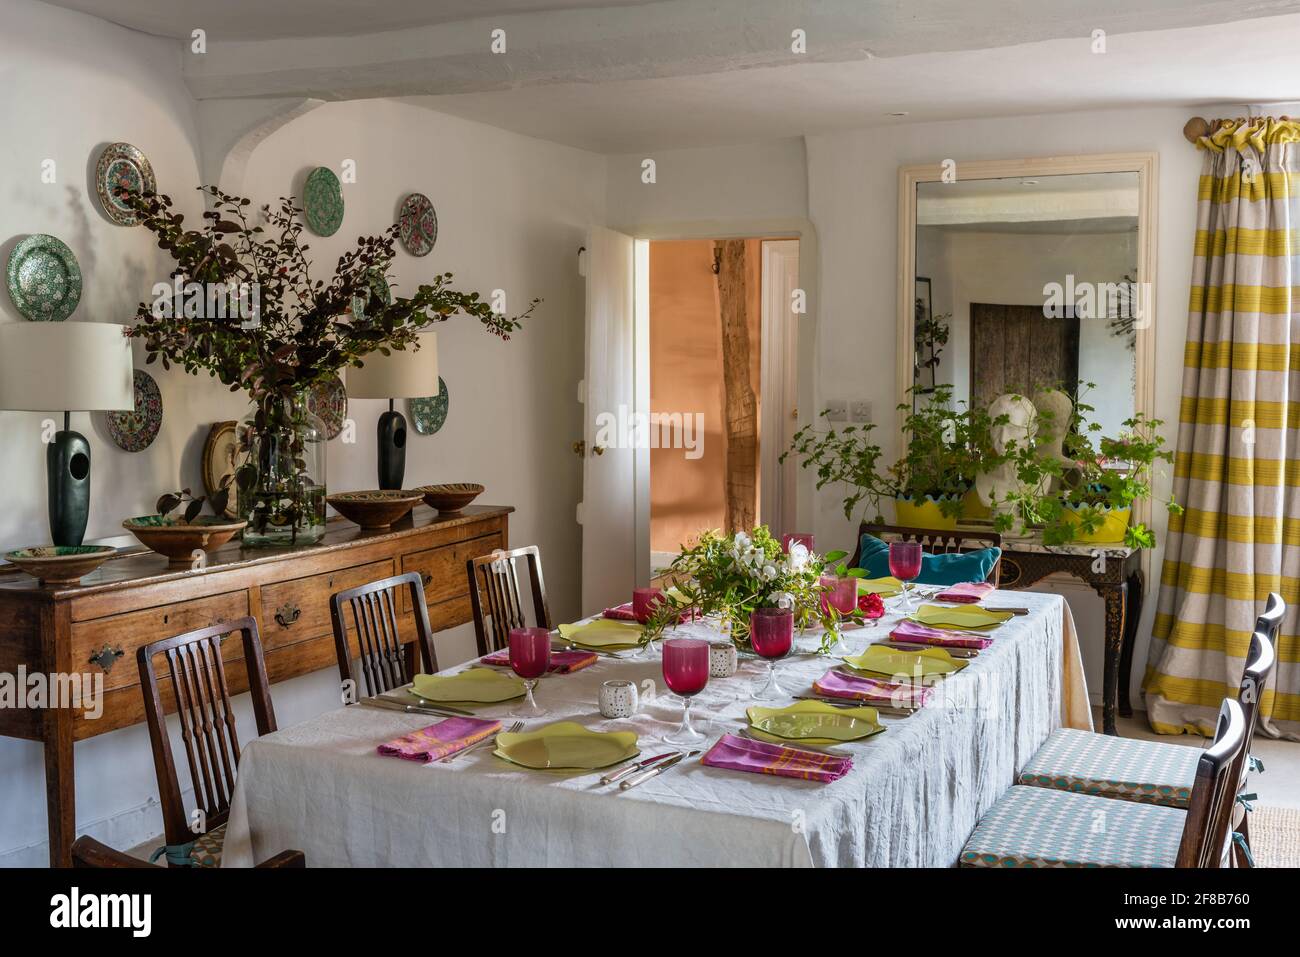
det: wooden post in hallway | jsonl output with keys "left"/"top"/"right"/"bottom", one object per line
{"left": 714, "top": 239, "right": 758, "bottom": 533}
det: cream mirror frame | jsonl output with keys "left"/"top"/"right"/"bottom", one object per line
{"left": 896, "top": 152, "right": 1159, "bottom": 537}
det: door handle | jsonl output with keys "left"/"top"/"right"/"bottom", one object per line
{"left": 591, "top": 444, "right": 605, "bottom": 456}
{"left": 572, "top": 440, "right": 586, "bottom": 457}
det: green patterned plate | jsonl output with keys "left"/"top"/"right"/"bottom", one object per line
{"left": 350, "top": 269, "right": 392, "bottom": 322}
{"left": 305, "top": 374, "right": 347, "bottom": 440}
{"left": 410, "top": 377, "right": 449, "bottom": 435}
{"left": 95, "top": 142, "right": 156, "bottom": 226}
{"left": 303, "top": 166, "right": 344, "bottom": 236}
{"left": 6, "top": 235, "right": 82, "bottom": 321}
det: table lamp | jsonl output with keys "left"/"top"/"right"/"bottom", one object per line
{"left": 346, "top": 332, "right": 438, "bottom": 489}
{"left": 0, "top": 323, "right": 135, "bottom": 546}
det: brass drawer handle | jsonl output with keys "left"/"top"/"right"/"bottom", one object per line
{"left": 274, "top": 603, "right": 301, "bottom": 628}
{"left": 421, "top": 573, "right": 433, "bottom": 587}
{"left": 89, "top": 645, "right": 125, "bottom": 673}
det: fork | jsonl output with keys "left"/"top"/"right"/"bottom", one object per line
{"left": 443, "top": 720, "right": 523, "bottom": 763}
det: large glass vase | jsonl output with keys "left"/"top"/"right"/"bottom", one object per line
{"left": 236, "top": 392, "right": 327, "bottom": 547}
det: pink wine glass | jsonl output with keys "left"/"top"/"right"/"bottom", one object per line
{"left": 889, "top": 541, "right": 924, "bottom": 613}
{"left": 750, "top": 607, "right": 794, "bottom": 699}
{"left": 629, "top": 586, "right": 664, "bottom": 659}
{"left": 508, "top": 627, "right": 551, "bottom": 717}
{"left": 781, "top": 533, "right": 815, "bottom": 554}
{"left": 661, "top": 638, "right": 710, "bottom": 745}
{"left": 819, "top": 574, "right": 858, "bottom": 654}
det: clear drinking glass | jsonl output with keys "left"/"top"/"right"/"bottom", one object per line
{"left": 661, "top": 638, "right": 710, "bottom": 745}
{"left": 508, "top": 627, "right": 551, "bottom": 717}
{"left": 750, "top": 607, "right": 794, "bottom": 699}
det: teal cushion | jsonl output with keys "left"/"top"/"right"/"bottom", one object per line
{"left": 855, "top": 534, "right": 1000, "bottom": 586}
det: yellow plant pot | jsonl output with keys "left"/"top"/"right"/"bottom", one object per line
{"left": 1062, "top": 505, "right": 1131, "bottom": 544}
{"left": 960, "top": 487, "right": 990, "bottom": 521}
{"left": 895, "top": 496, "right": 959, "bottom": 531}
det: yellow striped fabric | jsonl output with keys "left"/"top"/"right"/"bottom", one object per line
{"left": 1146, "top": 119, "right": 1300, "bottom": 741}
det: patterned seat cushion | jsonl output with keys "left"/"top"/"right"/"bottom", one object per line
{"left": 960, "top": 785, "right": 1185, "bottom": 868}
{"left": 189, "top": 824, "right": 225, "bottom": 868}
{"left": 1017, "top": 728, "right": 1201, "bottom": 809}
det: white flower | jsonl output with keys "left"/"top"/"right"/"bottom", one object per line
{"left": 762, "top": 563, "right": 778, "bottom": 581}
{"left": 733, "top": 531, "right": 751, "bottom": 551}
{"left": 787, "top": 542, "right": 810, "bottom": 571}
{"left": 770, "top": 591, "right": 794, "bottom": 609}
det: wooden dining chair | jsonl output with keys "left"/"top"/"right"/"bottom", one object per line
{"left": 1015, "top": 593, "right": 1281, "bottom": 847}
{"left": 330, "top": 571, "right": 438, "bottom": 699}
{"left": 70, "top": 835, "right": 305, "bottom": 869}
{"left": 960, "top": 696, "right": 1250, "bottom": 868}
{"left": 137, "top": 616, "right": 277, "bottom": 868}
{"left": 467, "top": 545, "right": 552, "bottom": 656}
{"left": 851, "top": 522, "right": 1003, "bottom": 584}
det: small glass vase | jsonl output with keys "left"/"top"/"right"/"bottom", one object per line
{"left": 236, "top": 392, "right": 328, "bottom": 547}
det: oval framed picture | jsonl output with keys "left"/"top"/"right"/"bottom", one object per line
{"left": 106, "top": 369, "right": 163, "bottom": 452}
{"left": 303, "top": 166, "right": 344, "bottom": 236}
{"left": 95, "top": 142, "right": 156, "bottom": 227}
{"left": 397, "top": 192, "right": 438, "bottom": 257}
{"left": 410, "top": 377, "right": 449, "bottom": 435}
{"left": 201, "top": 420, "right": 240, "bottom": 519}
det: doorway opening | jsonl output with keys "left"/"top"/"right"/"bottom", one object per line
{"left": 646, "top": 238, "right": 799, "bottom": 572}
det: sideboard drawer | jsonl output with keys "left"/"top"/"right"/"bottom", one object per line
{"left": 72, "top": 590, "right": 251, "bottom": 692}
{"left": 259, "top": 559, "right": 395, "bottom": 650}
{"left": 401, "top": 532, "right": 503, "bottom": 608}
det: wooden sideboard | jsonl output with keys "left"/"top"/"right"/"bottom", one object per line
{"left": 0, "top": 504, "right": 512, "bottom": 867}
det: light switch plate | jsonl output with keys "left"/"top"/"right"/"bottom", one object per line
{"left": 825, "top": 399, "right": 848, "bottom": 422}
{"left": 850, "top": 400, "right": 873, "bottom": 422}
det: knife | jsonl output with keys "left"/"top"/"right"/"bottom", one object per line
{"left": 384, "top": 691, "right": 477, "bottom": 716}
{"left": 361, "top": 697, "right": 474, "bottom": 718}
{"left": 619, "top": 749, "right": 701, "bottom": 790}
{"left": 600, "top": 751, "right": 678, "bottom": 785}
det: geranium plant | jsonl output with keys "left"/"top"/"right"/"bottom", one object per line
{"left": 645, "top": 526, "right": 856, "bottom": 654}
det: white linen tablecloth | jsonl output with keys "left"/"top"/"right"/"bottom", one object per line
{"left": 223, "top": 591, "right": 1089, "bottom": 867}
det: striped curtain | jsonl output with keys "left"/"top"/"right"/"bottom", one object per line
{"left": 1144, "top": 117, "right": 1300, "bottom": 741}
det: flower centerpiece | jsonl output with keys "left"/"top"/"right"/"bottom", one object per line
{"left": 119, "top": 186, "right": 536, "bottom": 545}
{"left": 646, "top": 526, "right": 861, "bottom": 654}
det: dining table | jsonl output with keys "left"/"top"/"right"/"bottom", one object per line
{"left": 221, "top": 589, "right": 1091, "bottom": 868}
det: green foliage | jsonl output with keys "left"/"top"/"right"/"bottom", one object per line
{"left": 780, "top": 415, "right": 892, "bottom": 523}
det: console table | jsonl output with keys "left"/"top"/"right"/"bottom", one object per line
{"left": 0, "top": 504, "right": 512, "bottom": 867}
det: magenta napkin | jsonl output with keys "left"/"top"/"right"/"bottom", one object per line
{"left": 891, "top": 618, "right": 994, "bottom": 651}
{"left": 933, "top": 581, "right": 996, "bottom": 603}
{"left": 813, "top": 669, "right": 933, "bottom": 708}
{"left": 480, "top": 649, "right": 598, "bottom": 673}
{"left": 701, "top": 733, "right": 852, "bottom": 783}
{"left": 376, "top": 717, "right": 501, "bottom": 763}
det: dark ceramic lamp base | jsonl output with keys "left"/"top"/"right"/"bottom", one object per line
{"left": 377, "top": 402, "right": 407, "bottom": 490}
{"left": 48, "top": 418, "right": 91, "bottom": 547}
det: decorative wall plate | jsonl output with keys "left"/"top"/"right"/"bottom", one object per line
{"left": 350, "top": 269, "right": 392, "bottom": 321}
{"left": 5, "top": 235, "right": 82, "bottom": 321}
{"left": 303, "top": 166, "right": 344, "bottom": 236}
{"left": 305, "top": 374, "right": 347, "bottom": 440}
{"left": 201, "top": 420, "right": 240, "bottom": 518}
{"left": 410, "top": 377, "right": 449, "bottom": 435}
{"left": 105, "top": 369, "right": 162, "bottom": 452}
{"left": 95, "top": 142, "right": 156, "bottom": 226}
{"left": 397, "top": 192, "right": 437, "bottom": 256}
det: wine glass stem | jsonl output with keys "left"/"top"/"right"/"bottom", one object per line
{"left": 680, "top": 696, "right": 695, "bottom": 736}
{"left": 524, "top": 679, "right": 538, "bottom": 710}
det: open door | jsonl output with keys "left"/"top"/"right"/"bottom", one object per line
{"left": 579, "top": 227, "right": 649, "bottom": 613}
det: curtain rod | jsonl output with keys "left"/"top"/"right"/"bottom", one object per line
{"left": 1183, "top": 114, "right": 1294, "bottom": 144}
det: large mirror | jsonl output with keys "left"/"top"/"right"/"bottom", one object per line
{"left": 899, "top": 155, "right": 1156, "bottom": 446}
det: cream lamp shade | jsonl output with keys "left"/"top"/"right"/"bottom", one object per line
{"left": 0, "top": 322, "right": 135, "bottom": 411}
{"left": 346, "top": 332, "right": 439, "bottom": 399}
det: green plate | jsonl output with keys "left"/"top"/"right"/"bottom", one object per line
{"left": 746, "top": 700, "right": 885, "bottom": 745}
{"left": 912, "top": 603, "right": 1013, "bottom": 630}
{"left": 557, "top": 619, "right": 644, "bottom": 650}
{"left": 493, "top": 721, "right": 639, "bottom": 770}
{"left": 411, "top": 377, "right": 450, "bottom": 435}
{"left": 842, "top": 644, "right": 967, "bottom": 678}
{"left": 411, "top": 667, "right": 525, "bottom": 703}
{"left": 857, "top": 576, "right": 903, "bottom": 598}
{"left": 303, "top": 166, "right": 344, "bottom": 236}
{"left": 6, "top": 234, "right": 82, "bottom": 321}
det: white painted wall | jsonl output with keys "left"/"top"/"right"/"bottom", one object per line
{"left": 0, "top": 0, "right": 603, "bottom": 865}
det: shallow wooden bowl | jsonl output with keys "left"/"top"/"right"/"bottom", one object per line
{"left": 326, "top": 490, "right": 424, "bottom": 529}
{"left": 415, "top": 483, "right": 484, "bottom": 514}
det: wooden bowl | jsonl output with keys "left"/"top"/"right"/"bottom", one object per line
{"left": 326, "top": 490, "right": 424, "bottom": 529}
{"left": 416, "top": 483, "right": 484, "bottom": 514}
{"left": 3, "top": 545, "right": 116, "bottom": 585}
{"left": 123, "top": 515, "right": 248, "bottom": 565}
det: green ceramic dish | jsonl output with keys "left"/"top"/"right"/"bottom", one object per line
{"left": 557, "top": 620, "right": 644, "bottom": 650}
{"left": 857, "top": 576, "right": 903, "bottom": 598}
{"left": 3, "top": 545, "right": 115, "bottom": 585}
{"left": 411, "top": 668, "right": 525, "bottom": 704}
{"left": 746, "top": 700, "right": 885, "bottom": 745}
{"left": 842, "top": 644, "right": 967, "bottom": 678}
{"left": 911, "top": 604, "right": 1013, "bottom": 630}
{"left": 493, "top": 721, "right": 639, "bottom": 770}
{"left": 303, "top": 166, "right": 344, "bottom": 236}
{"left": 6, "top": 234, "right": 82, "bottom": 321}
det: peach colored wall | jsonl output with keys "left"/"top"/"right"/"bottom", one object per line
{"left": 649, "top": 239, "right": 762, "bottom": 554}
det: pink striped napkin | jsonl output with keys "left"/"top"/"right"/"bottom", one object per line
{"left": 376, "top": 717, "right": 501, "bottom": 763}
{"left": 701, "top": 732, "right": 852, "bottom": 783}
{"left": 933, "top": 581, "right": 996, "bottom": 603}
{"left": 603, "top": 602, "right": 700, "bottom": 623}
{"left": 891, "top": 618, "right": 994, "bottom": 651}
{"left": 480, "top": 649, "right": 598, "bottom": 674}
{"left": 813, "top": 669, "right": 933, "bottom": 708}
